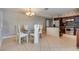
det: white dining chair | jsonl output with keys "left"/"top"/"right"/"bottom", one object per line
{"left": 39, "top": 25, "right": 43, "bottom": 38}
{"left": 24, "top": 25, "right": 28, "bottom": 31}
{"left": 15, "top": 24, "right": 29, "bottom": 44}
{"left": 30, "top": 31, "right": 34, "bottom": 40}
{"left": 34, "top": 24, "right": 40, "bottom": 44}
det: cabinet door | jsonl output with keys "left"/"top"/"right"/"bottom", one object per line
{"left": 46, "top": 19, "right": 53, "bottom": 27}
{"left": 46, "top": 20, "right": 49, "bottom": 27}
{"left": 77, "top": 29, "right": 79, "bottom": 47}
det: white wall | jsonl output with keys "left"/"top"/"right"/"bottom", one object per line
{"left": 2, "top": 11, "right": 44, "bottom": 37}
{"left": 0, "top": 10, "right": 3, "bottom": 38}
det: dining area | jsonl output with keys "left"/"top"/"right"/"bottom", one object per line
{"left": 15, "top": 24, "right": 43, "bottom": 44}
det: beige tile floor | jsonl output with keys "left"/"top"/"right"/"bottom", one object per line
{"left": 0, "top": 34, "right": 79, "bottom": 51}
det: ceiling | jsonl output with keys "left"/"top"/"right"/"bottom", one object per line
{"left": 1, "top": 8, "right": 77, "bottom": 18}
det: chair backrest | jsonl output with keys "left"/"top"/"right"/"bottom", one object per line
{"left": 39, "top": 25, "right": 43, "bottom": 33}
{"left": 15, "top": 24, "right": 21, "bottom": 35}
{"left": 24, "top": 25, "right": 28, "bottom": 31}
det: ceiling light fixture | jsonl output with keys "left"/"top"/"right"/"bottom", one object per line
{"left": 25, "top": 8, "right": 35, "bottom": 16}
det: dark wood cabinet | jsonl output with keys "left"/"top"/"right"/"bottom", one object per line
{"left": 76, "top": 29, "right": 79, "bottom": 48}
{"left": 59, "top": 18, "right": 65, "bottom": 36}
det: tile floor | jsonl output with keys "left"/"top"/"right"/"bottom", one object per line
{"left": 0, "top": 34, "right": 79, "bottom": 51}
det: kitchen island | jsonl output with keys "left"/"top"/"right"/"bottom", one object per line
{"left": 47, "top": 27, "right": 59, "bottom": 38}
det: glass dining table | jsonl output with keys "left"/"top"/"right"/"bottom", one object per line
{"left": 23, "top": 25, "right": 40, "bottom": 44}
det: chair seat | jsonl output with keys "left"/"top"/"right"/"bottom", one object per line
{"left": 39, "top": 32, "right": 42, "bottom": 34}
{"left": 19, "top": 32, "right": 28, "bottom": 37}
{"left": 30, "top": 33, "right": 34, "bottom": 37}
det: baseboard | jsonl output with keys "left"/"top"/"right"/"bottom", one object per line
{"left": 2, "top": 35, "right": 16, "bottom": 39}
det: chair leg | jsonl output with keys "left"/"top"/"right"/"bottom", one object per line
{"left": 19, "top": 37, "right": 21, "bottom": 44}
{"left": 27, "top": 36, "right": 28, "bottom": 43}
{"left": 16, "top": 36, "right": 19, "bottom": 43}
{"left": 40, "top": 34, "right": 42, "bottom": 39}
